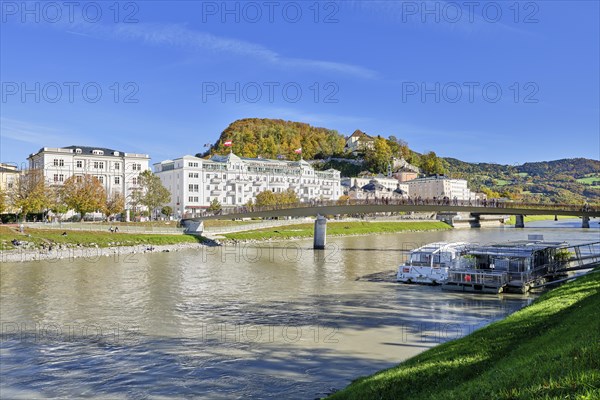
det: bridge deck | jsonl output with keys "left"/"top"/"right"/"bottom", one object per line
{"left": 184, "top": 200, "right": 599, "bottom": 222}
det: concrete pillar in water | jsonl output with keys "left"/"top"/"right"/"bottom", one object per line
{"left": 515, "top": 215, "right": 525, "bottom": 228}
{"left": 554, "top": 215, "right": 558, "bottom": 221}
{"left": 582, "top": 216, "right": 590, "bottom": 229}
{"left": 314, "top": 215, "right": 327, "bottom": 250}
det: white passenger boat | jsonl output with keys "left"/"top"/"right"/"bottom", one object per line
{"left": 396, "top": 242, "right": 471, "bottom": 284}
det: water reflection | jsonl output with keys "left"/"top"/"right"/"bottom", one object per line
{"left": 1, "top": 219, "right": 597, "bottom": 398}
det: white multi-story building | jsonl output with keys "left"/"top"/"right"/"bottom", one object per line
{"left": 28, "top": 146, "right": 150, "bottom": 219}
{"left": 154, "top": 153, "right": 342, "bottom": 218}
{"left": 407, "top": 175, "right": 476, "bottom": 200}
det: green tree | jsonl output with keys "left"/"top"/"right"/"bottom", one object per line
{"left": 49, "top": 185, "right": 68, "bottom": 222}
{"left": 208, "top": 198, "right": 222, "bottom": 213}
{"left": 133, "top": 170, "right": 171, "bottom": 220}
{"left": 61, "top": 175, "right": 107, "bottom": 218}
{"left": 11, "top": 169, "right": 51, "bottom": 221}
{"left": 161, "top": 206, "right": 173, "bottom": 218}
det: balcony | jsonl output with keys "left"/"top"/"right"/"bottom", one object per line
{"left": 210, "top": 189, "right": 222, "bottom": 195}
{"left": 210, "top": 177, "right": 222, "bottom": 184}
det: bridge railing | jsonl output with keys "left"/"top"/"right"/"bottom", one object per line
{"left": 191, "top": 198, "right": 597, "bottom": 219}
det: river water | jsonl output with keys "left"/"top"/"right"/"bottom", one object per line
{"left": 1, "top": 219, "right": 598, "bottom": 399}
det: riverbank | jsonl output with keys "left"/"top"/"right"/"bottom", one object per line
{"left": 0, "top": 241, "right": 208, "bottom": 263}
{"left": 0, "top": 225, "right": 204, "bottom": 253}
{"left": 505, "top": 214, "right": 572, "bottom": 224}
{"left": 328, "top": 270, "right": 600, "bottom": 399}
{"left": 221, "top": 221, "right": 451, "bottom": 242}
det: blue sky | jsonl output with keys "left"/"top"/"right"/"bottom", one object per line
{"left": 1, "top": 0, "right": 599, "bottom": 167}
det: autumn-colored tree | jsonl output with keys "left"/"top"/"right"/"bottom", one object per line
{"left": 104, "top": 192, "right": 125, "bottom": 219}
{"left": 61, "top": 175, "right": 107, "bottom": 217}
{"left": 420, "top": 151, "right": 446, "bottom": 175}
{"left": 255, "top": 190, "right": 277, "bottom": 207}
{"left": 280, "top": 188, "right": 298, "bottom": 204}
{"left": 336, "top": 195, "right": 350, "bottom": 205}
{"left": 0, "top": 189, "right": 7, "bottom": 214}
{"left": 132, "top": 170, "right": 171, "bottom": 220}
{"left": 365, "top": 137, "right": 393, "bottom": 173}
{"left": 11, "top": 169, "right": 50, "bottom": 220}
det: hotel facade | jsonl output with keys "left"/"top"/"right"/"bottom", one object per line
{"left": 154, "top": 153, "right": 342, "bottom": 218}
{"left": 406, "top": 175, "right": 476, "bottom": 201}
{"left": 28, "top": 146, "right": 150, "bottom": 218}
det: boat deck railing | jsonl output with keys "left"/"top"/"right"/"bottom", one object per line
{"left": 447, "top": 270, "right": 509, "bottom": 287}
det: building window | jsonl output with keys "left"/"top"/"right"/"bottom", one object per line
{"left": 189, "top": 172, "right": 199, "bottom": 178}
{"left": 97, "top": 176, "right": 104, "bottom": 183}
{"left": 94, "top": 161, "right": 99, "bottom": 169}
{"left": 115, "top": 176, "right": 120, "bottom": 184}
{"left": 188, "top": 162, "right": 199, "bottom": 168}
{"left": 59, "top": 174, "right": 64, "bottom": 182}
{"left": 132, "top": 177, "right": 137, "bottom": 185}
{"left": 76, "top": 176, "right": 82, "bottom": 183}
{"left": 53, "top": 159, "right": 59, "bottom": 166}
{"left": 189, "top": 184, "right": 199, "bottom": 192}
{"left": 76, "top": 160, "right": 83, "bottom": 168}
{"left": 114, "top": 162, "right": 120, "bottom": 170}
{"left": 99, "top": 162, "right": 104, "bottom": 169}
{"left": 53, "top": 174, "right": 59, "bottom": 182}
{"left": 132, "top": 163, "right": 142, "bottom": 171}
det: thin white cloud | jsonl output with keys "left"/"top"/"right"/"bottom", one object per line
{"left": 67, "top": 22, "right": 378, "bottom": 79}
{"left": 0, "top": 118, "right": 76, "bottom": 146}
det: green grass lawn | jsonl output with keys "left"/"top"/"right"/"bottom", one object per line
{"left": 223, "top": 221, "right": 451, "bottom": 241}
{"left": 328, "top": 271, "right": 600, "bottom": 400}
{"left": 505, "top": 215, "right": 573, "bottom": 225}
{"left": 0, "top": 226, "right": 203, "bottom": 250}
{"left": 494, "top": 179, "right": 511, "bottom": 186}
{"left": 576, "top": 174, "right": 600, "bottom": 186}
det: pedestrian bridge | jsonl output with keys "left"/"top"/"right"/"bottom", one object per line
{"left": 182, "top": 200, "right": 599, "bottom": 248}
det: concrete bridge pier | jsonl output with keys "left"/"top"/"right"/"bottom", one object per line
{"left": 314, "top": 215, "right": 327, "bottom": 250}
{"left": 515, "top": 215, "right": 525, "bottom": 228}
{"left": 582, "top": 216, "right": 590, "bottom": 229}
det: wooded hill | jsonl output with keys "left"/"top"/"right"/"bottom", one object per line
{"left": 201, "top": 118, "right": 600, "bottom": 204}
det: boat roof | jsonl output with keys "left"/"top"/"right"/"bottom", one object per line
{"left": 468, "top": 240, "right": 568, "bottom": 257}
{"left": 412, "top": 242, "right": 471, "bottom": 254}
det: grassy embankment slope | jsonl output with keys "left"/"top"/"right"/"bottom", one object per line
{"left": 223, "top": 221, "right": 451, "bottom": 241}
{"left": 328, "top": 271, "right": 600, "bottom": 400}
{"left": 0, "top": 226, "right": 203, "bottom": 251}
{"left": 505, "top": 215, "right": 574, "bottom": 225}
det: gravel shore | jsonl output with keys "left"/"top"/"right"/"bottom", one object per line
{"left": 0, "top": 242, "right": 215, "bottom": 263}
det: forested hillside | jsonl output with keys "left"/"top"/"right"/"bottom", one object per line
{"left": 201, "top": 118, "right": 600, "bottom": 204}
{"left": 198, "top": 118, "right": 346, "bottom": 160}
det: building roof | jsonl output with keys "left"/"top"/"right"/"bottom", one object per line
{"left": 361, "top": 180, "right": 388, "bottom": 192}
{"left": 348, "top": 129, "right": 374, "bottom": 140}
{"left": 62, "top": 145, "right": 122, "bottom": 156}
{"left": 30, "top": 146, "right": 148, "bottom": 158}
{"left": 0, "top": 165, "right": 18, "bottom": 173}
